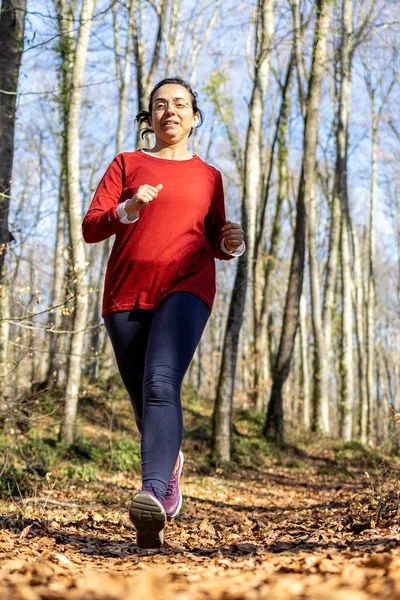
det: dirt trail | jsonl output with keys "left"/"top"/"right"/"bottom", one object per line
{"left": 1, "top": 461, "right": 399, "bottom": 599}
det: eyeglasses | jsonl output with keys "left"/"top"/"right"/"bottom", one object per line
{"left": 153, "top": 99, "right": 192, "bottom": 112}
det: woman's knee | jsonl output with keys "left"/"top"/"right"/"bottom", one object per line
{"left": 143, "top": 366, "right": 183, "bottom": 402}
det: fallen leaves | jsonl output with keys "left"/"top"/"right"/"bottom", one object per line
{"left": 1, "top": 460, "right": 400, "bottom": 599}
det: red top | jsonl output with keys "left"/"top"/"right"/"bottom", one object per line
{"left": 82, "top": 150, "right": 234, "bottom": 316}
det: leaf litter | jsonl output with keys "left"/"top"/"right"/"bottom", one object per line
{"left": 1, "top": 456, "right": 400, "bottom": 599}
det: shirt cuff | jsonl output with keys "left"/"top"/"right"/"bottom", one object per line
{"left": 220, "top": 239, "right": 246, "bottom": 257}
{"left": 117, "top": 200, "right": 139, "bottom": 224}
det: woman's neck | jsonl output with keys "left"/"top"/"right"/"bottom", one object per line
{"left": 146, "top": 140, "right": 193, "bottom": 160}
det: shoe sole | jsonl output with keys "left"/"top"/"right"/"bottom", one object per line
{"left": 167, "top": 450, "right": 184, "bottom": 520}
{"left": 129, "top": 492, "right": 167, "bottom": 549}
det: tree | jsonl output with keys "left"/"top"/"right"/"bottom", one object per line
{"left": 212, "top": 0, "right": 275, "bottom": 462}
{"left": 0, "top": 0, "right": 27, "bottom": 413}
{"left": 336, "top": 0, "right": 353, "bottom": 441}
{"left": 0, "top": 0, "right": 27, "bottom": 284}
{"left": 59, "top": 0, "right": 96, "bottom": 443}
{"left": 264, "top": 0, "right": 332, "bottom": 443}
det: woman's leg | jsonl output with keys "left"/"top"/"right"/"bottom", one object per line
{"left": 141, "top": 292, "right": 210, "bottom": 501}
{"left": 104, "top": 309, "right": 153, "bottom": 432}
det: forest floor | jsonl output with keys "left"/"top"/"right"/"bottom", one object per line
{"left": 0, "top": 384, "right": 400, "bottom": 599}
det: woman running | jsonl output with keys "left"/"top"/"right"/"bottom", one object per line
{"left": 82, "top": 76, "right": 245, "bottom": 548}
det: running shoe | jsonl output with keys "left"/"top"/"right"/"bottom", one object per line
{"left": 163, "top": 450, "right": 184, "bottom": 519}
{"left": 129, "top": 489, "right": 167, "bottom": 549}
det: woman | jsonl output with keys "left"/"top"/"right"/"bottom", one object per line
{"left": 82, "top": 77, "right": 245, "bottom": 549}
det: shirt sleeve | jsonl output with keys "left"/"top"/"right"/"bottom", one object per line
{"left": 82, "top": 154, "right": 135, "bottom": 243}
{"left": 205, "top": 170, "right": 235, "bottom": 261}
{"left": 220, "top": 239, "right": 246, "bottom": 257}
{"left": 116, "top": 201, "right": 139, "bottom": 224}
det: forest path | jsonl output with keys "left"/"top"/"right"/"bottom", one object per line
{"left": 0, "top": 455, "right": 399, "bottom": 599}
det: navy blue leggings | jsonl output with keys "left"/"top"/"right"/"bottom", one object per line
{"left": 104, "top": 292, "right": 210, "bottom": 501}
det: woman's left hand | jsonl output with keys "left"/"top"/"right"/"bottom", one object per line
{"left": 222, "top": 221, "right": 244, "bottom": 252}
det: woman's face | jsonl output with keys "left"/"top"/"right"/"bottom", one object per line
{"left": 149, "top": 84, "right": 200, "bottom": 145}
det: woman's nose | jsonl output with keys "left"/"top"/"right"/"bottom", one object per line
{"left": 165, "top": 101, "right": 177, "bottom": 114}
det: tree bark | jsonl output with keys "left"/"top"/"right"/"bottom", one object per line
{"left": 132, "top": 0, "right": 169, "bottom": 148}
{"left": 365, "top": 95, "right": 377, "bottom": 445}
{"left": 264, "top": 0, "right": 331, "bottom": 443}
{"left": 59, "top": 0, "right": 96, "bottom": 443}
{"left": 350, "top": 216, "right": 367, "bottom": 443}
{"left": 253, "top": 53, "right": 294, "bottom": 412}
{"left": 212, "top": 0, "right": 275, "bottom": 462}
{"left": 336, "top": 0, "right": 353, "bottom": 441}
{"left": 0, "top": 0, "right": 27, "bottom": 413}
{"left": 0, "top": 0, "right": 27, "bottom": 283}
{"left": 299, "top": 291, "right": 310, "bottom": 427}
{"left": 88, "top": 0, "right": 135, "bottom": 383}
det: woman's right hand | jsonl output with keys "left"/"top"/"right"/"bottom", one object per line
{"left": 125, "top": 183, "right": 163, "bottom": 214}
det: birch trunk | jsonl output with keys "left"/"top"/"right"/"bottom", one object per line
{"left": 212, "top": 0, "right": 275, "bottom": 461}
{"left": 264, "top": 0, "right": 331, "bottom": 443}
{"left": 60, "top": 0, "right": 96, "bottom": 443}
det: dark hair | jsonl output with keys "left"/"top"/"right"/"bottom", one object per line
{"left": 135, "top": 76, "right": 204, "bottom": 139}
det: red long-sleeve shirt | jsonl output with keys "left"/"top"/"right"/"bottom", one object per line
{"left": 82, "top": 151, "right": 235, "bottom": 316}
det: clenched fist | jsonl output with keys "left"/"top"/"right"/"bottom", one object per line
{"left": 125, "top": 183, "right": 163, "bottom": 214}
{"left": 222, "top": 220, "right": 244, "bottom": 252}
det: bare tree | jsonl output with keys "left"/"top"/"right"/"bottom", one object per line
{"left": 59, "top": 0, "right": 96, "bottom": 443}
{"left": 0, "top": 0, "right": 27, "bottom": 413}
{"left": 132, "top": 0, "right": 169, "bottom": 147}
{"left": 334, "top": 0, "right": 354, "bottom": 440}
{"left": 264, "top": 0, "right": 331, "bottom": 443}
{"left": 212, "top": 0, "right": 275, "bottom": 462}
{"left": 0, "top": 0, "right": 27, "bottom": 284}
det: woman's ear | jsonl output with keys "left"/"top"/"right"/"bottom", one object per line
{"left": 192, "top": 112, "right": 200, "bottom": 129}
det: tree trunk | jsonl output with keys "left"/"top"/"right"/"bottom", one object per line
{"left": 299, "top": 291, "right": 310, "bottom": 428}
{"left": 336, "top": 0, "right": 353, "bottom": 442}
{"left": 264, "top": 0, "right": 331, "bottom": 443}
{"left": 364, "top": 92, "right": 377, "bottom": 445}
{"left": 0, "top": 0, "right": 27, "bottom": 408}
{"left": 132, "top": 0, "right": 169, "bottom": 148}
{"left": 46, "top": 190, "right": 67, "bottom": 382}
{"left": 212, "top": 0, "right": 275, "bottom": 462}
{"left": 350, "top": 217, "right": 367, "bottom": 443}
{"left": 290, "top": 0, "right": 306, "bottom": 117}
{"left": 253, "top": 53, "right": 294, "bottom": 412}
{"left": 46, "top": 0, "right": 76, "bottom": 385}
{"left": 340, "top": 216, "right": 354, "bottom": 440}
{"left": 88, "top": 0, "right": 135, "bottom": 383}
{"left": 0, "top": 0, "right": 27, "bottom": 283}
{"left": 60, "top": 0, "right": 96, "bottom": 444}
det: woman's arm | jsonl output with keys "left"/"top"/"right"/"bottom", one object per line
{"left": 82, "top": 154, "right": 132, "bottom": 243}
{"left": 205, "top": 170, "right": 245, "bottom": 260}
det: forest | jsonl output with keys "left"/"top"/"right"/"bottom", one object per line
{"left": 1, "top": 0, "right": 400, "bottom": 599}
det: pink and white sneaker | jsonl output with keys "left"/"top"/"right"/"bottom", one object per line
{"left": 163, "top": 450, "right": 184, "bottom": 519}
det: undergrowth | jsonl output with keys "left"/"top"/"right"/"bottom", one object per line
{"left": 0, "top": 378, "right": 398, "bottom": 502}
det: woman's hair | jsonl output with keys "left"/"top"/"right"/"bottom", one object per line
{"left": 135, "top": 76, "right": 204, "bottom": 139}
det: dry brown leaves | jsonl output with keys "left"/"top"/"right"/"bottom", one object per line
{"left": 1, "top": 462, "right": 400, "bottom": 599}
